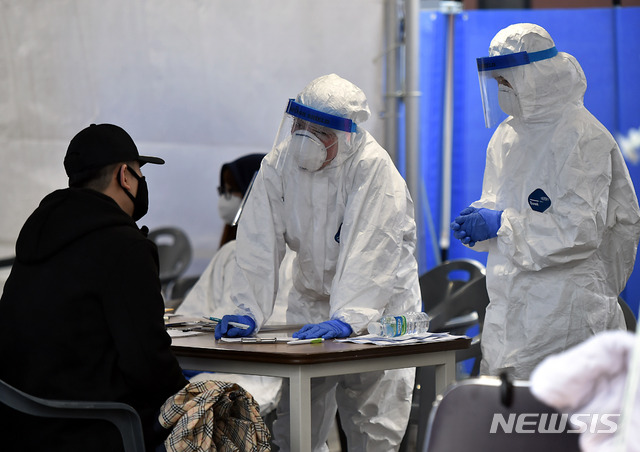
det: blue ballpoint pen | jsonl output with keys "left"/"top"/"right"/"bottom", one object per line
{"left": 203, "top": 316, "right": 251, "bottom": 330}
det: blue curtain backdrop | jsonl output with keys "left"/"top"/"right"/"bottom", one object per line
{"left": 415, "top": 7, "right": 640, "bottom": 314}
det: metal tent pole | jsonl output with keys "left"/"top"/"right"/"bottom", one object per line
{"left": 384, "top": 0, "right": 400, "bottom": 165}
{"left": 438, "top": 1, "right": 461, "bottom": 263}
{"left": 404, "top": 0, "right": 422, "bottom": 268}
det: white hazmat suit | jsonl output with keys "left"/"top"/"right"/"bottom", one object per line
{"left": 463, "top": 23, "right": 640, "bottom": 379}
{"left": 230, "top": 74, "right": 421, "bottom": 451}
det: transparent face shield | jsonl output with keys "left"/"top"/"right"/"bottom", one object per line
{"left": 230, "top": 171, "right": 258, "bottom": 227}
{"left": 477, "top": 46, "right": 558, "bottom": 128}
{"left": 273, "top": 99, "right": 356, "bottom": 172}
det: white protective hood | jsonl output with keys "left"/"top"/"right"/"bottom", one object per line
{"left": 487, "top": 23, "right": 587, "bottom": 124}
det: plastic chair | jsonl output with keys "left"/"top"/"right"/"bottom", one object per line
{"left": 0, "top": 256, "right": 15, "bottom": 268}
{"left": 423, "top": 375, "right": 580, "bottom": 452}
{"left": 400, "top": 260, "right": 487, "bottom": 452}
{"left": 0, "top": 378, "right": 145, "bottom": 452}
{"left": 422, "top": 260, "right": 488, "bottom": 374}
{"left": 419, "top": 258, "right": 486, "bottom": 312}
{"left": 401, "top": 276, "right": 491, "bottom": 451}
{"left": 148, "top": 227, "right": 193, "bottom": 300}
{"left": 171, "top": 275, "right": 200, "bottom": 300}
{"left": 427, "top": 275, "right": 489, "bottom": 335}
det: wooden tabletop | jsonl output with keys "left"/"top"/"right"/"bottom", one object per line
{"left": 171, "top": 332, "right": 472, "bottom": 365}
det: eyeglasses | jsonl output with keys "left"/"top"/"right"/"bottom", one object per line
{"left": 217, "top": 186, "right": 242, "bottom": 200}
{"left": 218, "top": 186, "right": 230, "bottom": 199}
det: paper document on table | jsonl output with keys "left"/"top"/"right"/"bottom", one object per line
{"left": 220, "top": 332, "right": 294, "bottom": 343}
{"left": 165, "top": 319, "right": 215, "bottom": 334}
{"left": 167, "top": 329, "right": 207, "bottom": 338}
{"left": 335, "top": 332, "right": 468, "bottom": 346}
{"left": 220, "top": 337, "right": 293, "bottom": 343}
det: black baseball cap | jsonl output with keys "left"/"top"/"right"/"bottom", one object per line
{"left": 64, "top": 123, "right": 164, "bottom": 186}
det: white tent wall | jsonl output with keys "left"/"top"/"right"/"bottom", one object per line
{"left": 0, "top": 0, "right": 386, "bottom": 290}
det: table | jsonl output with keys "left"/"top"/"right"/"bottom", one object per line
{"left": 171, "top": 332, "right": 471, "bottom": 452}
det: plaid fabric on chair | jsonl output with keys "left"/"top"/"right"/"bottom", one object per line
{"left": 160, "top": 380, "right": 271, "bottom": 451}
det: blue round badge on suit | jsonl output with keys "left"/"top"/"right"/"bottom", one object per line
{"left": 528, "top": 188, "right": 551, "bottom": 212}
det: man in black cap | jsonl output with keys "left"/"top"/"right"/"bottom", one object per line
{"left": 0, "top": 124, "right": 188, "bottom": 451}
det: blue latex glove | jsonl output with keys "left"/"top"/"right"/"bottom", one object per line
{"left": 451, "top": 207, "right": 502, "bottom": 247}
{"left": 450, "top": 207, "right": 478, "bottom": 245}
{"left": 214, "top": 315, "right": 256, "bottom": 339}
{"left": 293, "top": 319, "right": 352, "bottom": 339}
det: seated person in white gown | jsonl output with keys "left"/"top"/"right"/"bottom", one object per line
{"left": 177, "top": 153, "right": 292, "bottom": 414}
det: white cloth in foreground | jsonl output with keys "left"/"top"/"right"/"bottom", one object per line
{"left": 530, "top": 331, "right": 640, "bottom": 452}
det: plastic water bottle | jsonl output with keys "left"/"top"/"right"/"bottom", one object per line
{"left": 367, "top": 312, "right": 430, "bottom": 337}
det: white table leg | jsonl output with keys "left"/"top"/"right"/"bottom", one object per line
{"left": 433, "top": 353, "right": 456, "bottom": 396}
{"left": 289, "top": 368, "right": 312, "bottom": 452}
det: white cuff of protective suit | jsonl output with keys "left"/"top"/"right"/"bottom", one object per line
{"left": 334, "top": 310, "right": 379, "bottom": 336}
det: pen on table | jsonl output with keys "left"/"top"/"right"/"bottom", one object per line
{"left": 286, "top": 338, "right": 325, "bottom": 345}
{"left": 203, "top": 316, "right": 251, "bottom": 330}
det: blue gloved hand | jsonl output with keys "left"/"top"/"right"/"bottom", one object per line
{"left": 451, "top": 207, "right": 502, "bottom": 247}
{"left": 293, "top": 319, "right": 353, "bottom": 339}
{"left": 214, "top": 315, "right": 256, "bottom": 340}
{"left": 450, "top": 207, "right": 479, "bottom": 246}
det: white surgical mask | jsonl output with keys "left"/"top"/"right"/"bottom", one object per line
{"left": 217, "top": 195, "right": 242, "bottom": 225}
{"left": 291, "top": 130, "right": 327, "bottom": 172}
{"left": 498, "top": 85, "right": 522, "bottom": 118}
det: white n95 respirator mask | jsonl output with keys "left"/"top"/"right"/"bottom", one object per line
{"left": 218, "top": 195, "right": 242, "bottom": 225}
{"left": 291, "top": 130, "right": 328, "bottom": 172}
{"left": 498, "top": 85, "right": 522, "bottom": 118}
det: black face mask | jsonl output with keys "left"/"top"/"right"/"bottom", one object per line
{"left": 118, "top": 165, "right": 149, "bottom": 221}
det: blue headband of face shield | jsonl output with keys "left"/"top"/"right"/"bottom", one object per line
{"left": 477, "top": 46, "right": 558, "bottom": 72}
{"left": 286, "top": 99, "right": 357, "bottom": 133}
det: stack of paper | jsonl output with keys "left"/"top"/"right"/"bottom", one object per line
{"left": 335, "top": 332, "right": 468, "bottom": 346}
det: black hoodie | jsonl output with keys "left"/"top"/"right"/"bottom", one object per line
{"left": 0, "top": 188, "right": 187, "bottom": 451}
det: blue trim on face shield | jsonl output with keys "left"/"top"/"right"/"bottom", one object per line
{"left": 286, "top": 99, "right": 357, "bottom": 133}
{"left": 477, "top": 46, "right": 558, "bottom": 71}
{"left": 527, "top": 46, "right": 558, "bottom": 63}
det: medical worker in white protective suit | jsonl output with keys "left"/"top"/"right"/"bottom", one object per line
{"left": 215, "top": 73, "right": 421, "bottom": 452}
{"left": 450, "top": 23, "right": 640, "bottom": 379}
